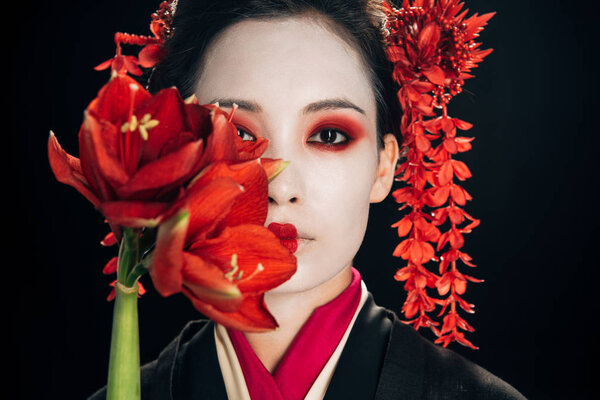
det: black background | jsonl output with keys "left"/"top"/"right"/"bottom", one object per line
{"left": 7, "top": 0, "right": 598, "bottom": 398}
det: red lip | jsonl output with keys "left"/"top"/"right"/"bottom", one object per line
{"left": 268, "top": 223, "right": 299, "bottom": 253}
{"left": 267, "top": 223, "right": 298, "bottom": 239}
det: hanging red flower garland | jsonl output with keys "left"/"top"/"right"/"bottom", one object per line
{"left": 382, "top": 0, "right": 494, "bottom": 349}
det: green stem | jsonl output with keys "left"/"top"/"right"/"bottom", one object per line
{"left": 106, "top": 283, "right": 140, "bottom": 400}
{"left": 107, "top": 228, "right": 141, "bottom": 400}
{"left": 117, "top": 228, "right": 139, "bottom": 282}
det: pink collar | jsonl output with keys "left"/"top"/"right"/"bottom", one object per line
{"left": 227, "top": 267, "right": 362, "bottom": 400}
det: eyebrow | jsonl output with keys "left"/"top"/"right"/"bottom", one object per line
{"left": 208, "top": 97, "right": 365, "bottom": 115}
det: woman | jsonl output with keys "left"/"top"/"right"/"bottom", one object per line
{"left": 91, "top": 0, "right": 526, "bottom": 398}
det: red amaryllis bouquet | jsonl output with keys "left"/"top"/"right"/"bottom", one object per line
{"left": 382, "top": 0, "right": 494, "bottom": 349}
{"left": 47, "top": 3, "right": 296, "bottom": 398}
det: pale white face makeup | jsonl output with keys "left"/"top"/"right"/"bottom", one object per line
{"left": 195, "top": 17, "right": 389, "bottom": 294}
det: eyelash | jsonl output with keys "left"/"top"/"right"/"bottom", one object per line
{"left": 307, "top": 128, "right": 350, "bottom": 146}
{"left": 235, "top": 126, "right": 351, "bottom": 147}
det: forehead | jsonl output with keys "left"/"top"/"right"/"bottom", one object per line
{"left": 195, "top": 17, "right": 376, "bottom": 118}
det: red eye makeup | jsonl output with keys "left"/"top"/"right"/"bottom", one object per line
{"left": 305, "top": 114, "right": 367, "bottom": 152}
{"left": 226, "top": 108, "right": 369, "bottom": 151}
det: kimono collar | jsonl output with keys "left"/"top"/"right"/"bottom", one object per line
{"left": 227, "top": 267, "right": 363, "bottom": 400}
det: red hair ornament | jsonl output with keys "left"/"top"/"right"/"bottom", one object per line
{"left": 382, "top": 0, "right": 494, "bottom": 349}
{"left": 94, "top": 0, "right": 178, "bottom": 75}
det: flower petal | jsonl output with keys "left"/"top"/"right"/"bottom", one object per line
{"left": 79, "top": 120, "right": 113, "bottom": 201}
{"left": 123, "top": 55, "right": 142, "bottom": 76}
{"left": 85, "top": 111, "right": 130, "bottom": 187}
{"left": 117, "top": 139, "right": 204, "bottom": 199}
{"left": 391, "top": 215, "right": 413, "bottom": 237}
{"left": 452, "top": 159, "right": 472, "bottom": 180}
{"left": 136, "top": 88, "right": 194, "bottom": 164}
{"left": 189, "top": 225, "right": 297, "bottom": 294}
{"left": 199, "top": 107, "right": 240, "bottom": 164}
{"left": 47, "top": 131, "right": 100, "bottom": 206}
{"left": 94, "top": 58, "right": 114, "bottom": 71}
{"left": 235, "top": 136, "right": 269, "bottom": 160}
{"left": 177, "top": 177, "right": 242, "bottom": 242}
{"left": 100, "top": 201, "right": 168, "bottom": 228}
{"left": 138, "top": 44, "right": 164, "bottom": 68}
{"left": 258, "top": 158, "right": 289, "bottom": 182}
{"left": 150, "top": 209, "right": 190, "bottom": 296}
{"left": 101, "top": 232, "right": 117, "bottom": 246}
{"left": 88, "top": 74, "right": 151, "bottom": 124}
{"left": 217, "top": 163, "right": 268, "bottom": 229}
{"left": 190, "top": 161, "right": 268, "bottom": 228}
{"left": 188, "top": 294, "right": 278, "bottom": 332}
{"left": 418, "top": 22, "right": 441, "bottom": 52}
{"left": 181, "top": 252, "right": 242, "bottom": 312}
{"left": 102, "top": 257, "right": 118, "bottom": 275}
{"left": 423, "top": 65, "right": 446, "bottom": 86}
{"left": 438, "top": 160, "right": 453, "bottom": 185}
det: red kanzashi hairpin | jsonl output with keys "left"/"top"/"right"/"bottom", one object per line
{"left": 94, "top": 0, "right": 178, "bottom": 76}
{"left": 382, "top": 0, "right": 494, "bottom": 349}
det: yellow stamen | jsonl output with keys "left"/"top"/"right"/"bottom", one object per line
{"left": 237, "top": 262, "right": 264, "bottom": 283}
{"left": 224, "top": 254, "right": 239, "bottom": 281}
{"left": 224, "top": 255, "right": 264, "bottom": 283}
{"left": 139, "top": 126, "right": 149, "bottom": 141}
{"left": 224, "top": 265, "right": 239, "bottom": 281}
{"left": 145, "top": 119, "right": 159, "bottom": 129}
{"left": 129, "top": 115, "right": 138, "bottom": 132}
{"left": 135, "top": 114, "right": 159, "bottom": 141}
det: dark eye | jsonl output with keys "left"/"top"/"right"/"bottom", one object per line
{"left": 236, "top": 127, "right": 256, "bottom": 142}
{"left": 307, "top": 128, "right": 349, "bottom": 145}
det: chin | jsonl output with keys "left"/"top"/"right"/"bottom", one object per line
{"left": 266, "top": 260, "right": 350, "bottom": 295}
{"left": 267, "top": 271, "right": 323, "bottom": 294}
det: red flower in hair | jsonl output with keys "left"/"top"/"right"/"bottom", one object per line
{"left": 383, "top": 0, "right": 494, "bottom": 349}
{"left": 95, "top": 1, "right": 177, "bottom": 74}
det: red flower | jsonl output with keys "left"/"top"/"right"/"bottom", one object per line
{"left": 95, "top": 32, "right": 163, "bottom": 75}
{"left": 95, "top": 52, "right": 143, "bottom": 76}
{"left": 383, "top": 0, "right": 493, "bottom": 348}
{"left": 48, "top": 73, "right": 232, "bottom": 231}
{"left": 95, "top": 1, "right": 177, "bottom": 74}
{"left": 149, "top": 141, "right": 296, "bottom": 332}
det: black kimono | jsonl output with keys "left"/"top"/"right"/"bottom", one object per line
{"left": 89, "top": 294, "right": 526, "bottom": 399}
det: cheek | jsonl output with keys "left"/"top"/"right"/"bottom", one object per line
{"left": 306, "top": 146, "right": 377, "bottom": 232}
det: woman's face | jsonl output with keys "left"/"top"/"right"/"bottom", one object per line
{"left": 195, "top": 17, "right": 385, "bottom": 294}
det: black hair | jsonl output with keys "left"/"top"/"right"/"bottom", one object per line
{"left": 149, "top": 0, "right": 403, "bottom": 149}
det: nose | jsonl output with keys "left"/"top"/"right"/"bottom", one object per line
{"left": 263, "top": 137, "right": 304, "bottom": 206}
{"left": 267, "top": 161, "right": 303, "bottom": 205}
